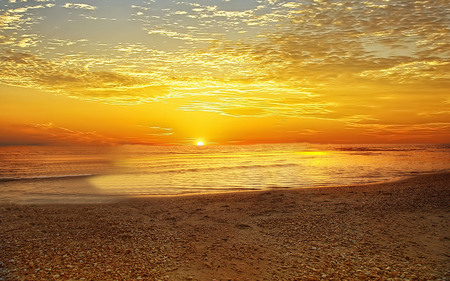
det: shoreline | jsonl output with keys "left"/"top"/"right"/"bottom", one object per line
{"left": 1, "top": 172, "right": 449, "bottom": 280}
{"left": 2, "top": 170, "right": 449, "bottom": 205}
{"left": 139, "top": 170, "right": 450, "bottom": 199}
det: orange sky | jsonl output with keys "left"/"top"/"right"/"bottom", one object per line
{"left": 0, "top": 0, "right": 449, "bottom": 145}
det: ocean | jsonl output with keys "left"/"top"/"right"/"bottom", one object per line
{"left": 0, "top": 143, "right": 449, "bottom": 204}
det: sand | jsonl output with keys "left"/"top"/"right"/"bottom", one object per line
{"left": 0, "top": 172, "right": 449, "bottom": 280}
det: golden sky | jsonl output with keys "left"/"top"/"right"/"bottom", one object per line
{"left": 0, "top": 0, "right": 449, "bottom": 145}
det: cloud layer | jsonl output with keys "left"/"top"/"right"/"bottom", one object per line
{"left": 0, "top": 0, "right": 449, "bottom": 143}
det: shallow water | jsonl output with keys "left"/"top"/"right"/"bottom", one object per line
{"left": 0, "top": 143, "right": 449, "bottom": 203}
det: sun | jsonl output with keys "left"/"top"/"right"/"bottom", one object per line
{"left": 196, "top": 140, "right": 204, "bottom": 146}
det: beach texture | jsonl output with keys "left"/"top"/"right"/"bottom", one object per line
{"left": 1, "top": 172, "right": 449, "bottom": 280}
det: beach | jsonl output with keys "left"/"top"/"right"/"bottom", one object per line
{"left": 1, "top": 172, "right": 449, "bottom": 280}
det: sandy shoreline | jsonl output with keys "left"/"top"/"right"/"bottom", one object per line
{"left": 1, "top": 172, "right": 449, "bottom": 280}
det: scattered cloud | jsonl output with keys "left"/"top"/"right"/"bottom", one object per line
{"left": 8, "top": 122, "right": 172, "bottom": 145}
{"left": 139, "top": 125, "right": 174, "bottom": 136}
{"left": 12, "top": 122, "right": 116, "bottom": 145}
{"left": 346, "top": 121, "right": 450, "bottom": 142}
{"left": 360, "top": 61, "right": 450, "bottom": 82}
{"left": 62, "top": 3, "right": 97, "bottom": 10}
{"left": 0, "top": 51, "right": 169, "bottom": 104}
{"left": 178, "top": 95, "right": 333, "bottom": 118}
{"left": 0, "top": 0, "right": 449, "bottom": 142}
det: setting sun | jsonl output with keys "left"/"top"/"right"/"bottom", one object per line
{"left": 196, "top": 141, "right": 204, "bottom": 146}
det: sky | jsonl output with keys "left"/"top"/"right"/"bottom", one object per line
{"left": 0, "top": 0, "right": 449, "bottom": 145}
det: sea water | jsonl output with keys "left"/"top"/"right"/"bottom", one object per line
{"left": 0, "top": 143, "right": 449, "bottom": 203}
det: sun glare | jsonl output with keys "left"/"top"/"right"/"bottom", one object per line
{"left": 196, "top": 141, "right": 204, "bottom": 146}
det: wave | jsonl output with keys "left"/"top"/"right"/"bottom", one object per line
{"left": 139, "top": 163, "right": 299, "bottom": 175}
{"left": 0, "top": 174, "right": 96, "bottom": 182}
{"left": 0, "top": 164, "right": 298, "bottom": 182}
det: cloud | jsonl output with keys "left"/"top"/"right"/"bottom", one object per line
{"left": 178, "top": 94, "right": 334, "bottom": 118}
{"left": 62, "top": 3, "right": 97, "bottom": 10}
{"left": 0, "top": 10, "right": 28, "bottom": 30}
{"left": 344, "top": 111, "right": 450, "bottom": 142}
{"left": 147, "top": 29, "right": 213, "bottom": 42}
{"left": 8, "top": 122, "right": 173, "bottom": 145}
{"left": 12, "top": 122, "right": 116, "bottom": 145}
{"left": 0, "top": 51, "right": 169, "bottom": 104}
{"left": 346, "top": 122, "right": 450, "bottom": 142}
{"left": 0, "top": 3, "right": 53, "bottom": 28}
{"left": 15, "top": 34, "right": 40, "bottom": 47}
{"left": 0, "top": 0, "right": 448, "bottom": 135}
{"left": 359, "top": 61, "right": 450, "bottom": 82}
{"left": 141, "top": 126, "right": 174, "bottom": 136}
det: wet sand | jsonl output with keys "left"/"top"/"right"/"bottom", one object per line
{"left": 1, "top": 172, "right": 449, "bottom": 280}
